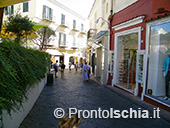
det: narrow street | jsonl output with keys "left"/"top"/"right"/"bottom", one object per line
{"left": 19, "top": 70, "right": 170, "bottom": 128}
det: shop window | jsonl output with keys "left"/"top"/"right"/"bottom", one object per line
{"left": 146, "top": 21, "right": 170, "bottom": 103}
{"left": 117, "top": 33, "right": 138, "bottom": 90}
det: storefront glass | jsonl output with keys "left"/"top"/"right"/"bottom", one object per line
{"left": 146, "top": 21, "right": 170, "bottom": 103}
{"left": 117, "top": 33, "right": 138, "bottom": 90}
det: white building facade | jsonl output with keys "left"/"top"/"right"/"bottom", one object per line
{"left": 3, "top": 0, "right": 88, "bottom": 68}
{"left": 87, "top": 0, "right": 111, "bottom": 85}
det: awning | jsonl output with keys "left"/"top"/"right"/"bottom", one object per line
{"left": 45, "top": 49, "right": 63, "bottom": 56}
{"left": 93, "top": 30, "right": 108, "bottom": 40}
{"left": 0, "top": 0, "right": 30, "bottom": 8}
{"left": 33, "top": 22, "right": 48, "bottom": 31}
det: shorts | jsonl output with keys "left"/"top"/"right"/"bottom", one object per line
{"left": 55, "top": 68, "right": 58, "bottom": 72}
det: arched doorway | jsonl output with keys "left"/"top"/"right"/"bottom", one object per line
{"left": 69, "top": 56, "right": 75, "bottom": 65}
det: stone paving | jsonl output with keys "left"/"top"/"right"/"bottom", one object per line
{"left": 19, "top": 70, "right": 170, "bottom": 128}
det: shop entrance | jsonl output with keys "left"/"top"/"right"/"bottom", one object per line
{"left": 117, "top": 33, "right": 138, "bottom": 90}
{"left": 69, "top": 56, "right": 74, "bottom": 65}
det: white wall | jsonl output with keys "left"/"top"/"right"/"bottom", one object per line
{"left": 2, "top": 76, "right": 47, "bottom": 128}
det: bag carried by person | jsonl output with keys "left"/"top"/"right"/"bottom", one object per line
{"left": 54, "top": 63, "right": 57, "bottom": 69}
{"left": 61, "top": 64, "right": 65, "bottom": 69}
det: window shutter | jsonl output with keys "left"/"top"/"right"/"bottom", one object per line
{"left": 59, "top": 33, "right": 62, "bottom": 44}
{"left": 11, "top": 5, "right": 14, "bottom": 14}
{"left": 50, "top": 8, "right": 53, "bottom": 21}
{"left": 43, "top": 5, "right": 46, "bottom": 19}
{"left": 64, "top": 34, "right": 66, "bottom": 45}
{"left": 5, "top": 7, "right": 8, "bottom": 15}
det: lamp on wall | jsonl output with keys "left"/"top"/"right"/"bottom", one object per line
{"left": 154, "top": 8, "right": 170, "bottom": 14}
{"left": 95, "top": 17, "right": 109, "bottom": 26}
{"left": 95, "top": 17, "right": 110, "bottom": 50}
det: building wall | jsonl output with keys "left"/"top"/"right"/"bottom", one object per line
{"left": 88, "top": 0, "right": 110, "bottom": 33}
{"left": 110, "top": 0, "right": 153, "bottom": 50}
{"left": 113, "top": 0, "right": 139, "bottom": 13}
{"left": 3, "top": 0, "right": 88, "bottom": 67}
{"left": 109, "top": 0, "right": 170, "bottom": 110}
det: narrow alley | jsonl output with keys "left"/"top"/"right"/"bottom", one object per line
{"left": 19, "top": 70, "right": 170, "bottom": 128}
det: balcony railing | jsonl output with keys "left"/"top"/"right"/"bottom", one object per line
{"left": 42, "top": 13, "right": 52, "bottom": 21}
{"left": 71, "top": 43, "right": 78, "bottom": 49}
{"left": 59, "top": 41, "right": 67, "bottom": 48}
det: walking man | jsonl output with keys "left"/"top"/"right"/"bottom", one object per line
{"left": 54, "top": 60, "right": 59, "bottom": 78}
{"left": 80, "top": 62, "right": 83, "bottom": 73}
{"left": 88, "top": 62, "right": 91, "bottom": 79}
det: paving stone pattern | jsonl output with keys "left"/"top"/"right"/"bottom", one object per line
{"left": 19, "top": 70, "right": 170, "bottom": 128}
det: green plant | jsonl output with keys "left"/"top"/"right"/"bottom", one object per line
{"left": 0, "top": 40, "right": 50, "bottom": 128}
{"left": 36, "top": 27, "right": 56, "bottom": 50}
{"left": 4, "top": 13, "right": 34, "bottom": 44}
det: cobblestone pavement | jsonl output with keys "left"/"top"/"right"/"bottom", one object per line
{"left": 19, "top": 70, "right": 170, "bottom": 128}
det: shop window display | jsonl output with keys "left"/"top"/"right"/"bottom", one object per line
{"left": 146, "top": 21, "right": 170, "bottom": 103}
{"left": 136, "top": 51, "right": 145, "bottom": 83}
{"left": 117, "top": 33, "right": 138, "bottom": 90}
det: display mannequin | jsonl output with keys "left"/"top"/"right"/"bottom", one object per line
{"left": 163, "top": 55, "right": 170, "bottom": 100}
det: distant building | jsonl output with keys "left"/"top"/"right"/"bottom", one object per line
{"left": 3, "top": 0, "right": 88, "bottom": 68}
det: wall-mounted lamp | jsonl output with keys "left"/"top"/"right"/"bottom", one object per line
{"left": 154, "top": 8, "right": 170, "bottom": 14}
{"left": 95, "top": 17, "right": 109, "bottom": 26}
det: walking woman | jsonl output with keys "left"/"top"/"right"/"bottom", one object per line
{"left": 83, "top": 62, "right": 89, "bottom": 81}
{"left": 60, "top": 61, "right": 65, "bottom": 78}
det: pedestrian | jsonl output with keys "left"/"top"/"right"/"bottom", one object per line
{"left": 75, "top": 62, "right": 78, "bottom": 72}
{"left": 60, "top": 61, "right": 65, "bottom": 78}
{"left": 83, "top": 62, "right": 89, "bottom": 81}
{"left": 69, "top": 61, "right": 72, "bottom": 72}
{"left": 54, "top": 60, "right": 59, "bottom": 78}
{"left": 80, "top": 62, "right": 83, "bottom": 73}
{"left": 88, "top": 62, "right": 91, "bottom": 79}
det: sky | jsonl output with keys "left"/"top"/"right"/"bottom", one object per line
{"left": 56, "top": 0, "right": 95, "bottom": 18}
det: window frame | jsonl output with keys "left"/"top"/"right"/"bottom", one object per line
{"left": 23, "top": 2, "right": 29, "bottom": 12}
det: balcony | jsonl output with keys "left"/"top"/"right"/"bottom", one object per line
{"left": 71, "top": 36, "right": 78, "bottom": 49}
{"left": 78, "top": 30, "right": 86, "bottom": 37}
{"left": 56, "top": 21, "right": 69, "bottom": 31}
{"left": 87, "top": 29, "right": 97, "bottom": 40}
{"left": 71, "top": 43, "right": 78, "bottom": 49}
{"left": 69, "top": 26, "right": 79, "bottom": 35}
{"left": 59, "top": 41, "right": 67, "bottom": 48}
{"left": 42, "top": 13, "right": 53, "bottom": 23}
